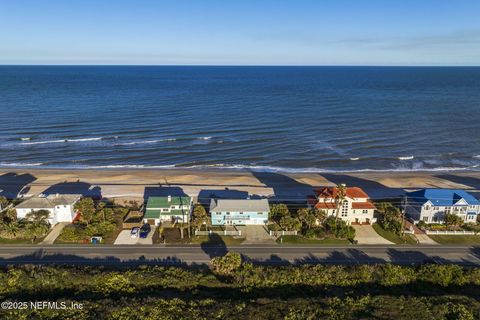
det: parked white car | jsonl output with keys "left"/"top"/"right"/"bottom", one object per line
{"left": 130, "top": 227, "right": 140, "bottom": 238}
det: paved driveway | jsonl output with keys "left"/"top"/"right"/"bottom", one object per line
{"left": 353, "top": 225, "right": 394, "bottom": 245}
{"left": 237, "top": 225, "right": 275, "bottom": 244}
{"left": 114, "top": 230, "right": 153, "bottom": 245}
{"left": 41, "top": 222, "right": 69, "bottom": 245}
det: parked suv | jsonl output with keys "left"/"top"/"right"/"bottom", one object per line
{"left": 139, "top": 223, "right": 151, "bottom": 238}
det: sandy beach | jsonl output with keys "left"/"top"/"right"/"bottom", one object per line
{"left": 1, "top": 168, "right": 480, "bottom": 203}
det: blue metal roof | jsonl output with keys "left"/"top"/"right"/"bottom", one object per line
{"left": 407, "top": 189, "right": 480, "bottom": 206}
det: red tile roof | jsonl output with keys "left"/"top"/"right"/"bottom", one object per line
{"left": 314, "top": 187, "right": 370, "bottom": 199}
{"left": 352, "top": 201, "right": 376, "bottom": 210}
{"left": 314, "top": 202, "right": 337, "bottom": 210}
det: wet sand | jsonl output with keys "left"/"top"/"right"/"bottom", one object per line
{"left": 1, "top": 168, "right": 479, "bottom": 202}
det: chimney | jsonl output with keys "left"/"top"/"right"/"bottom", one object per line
{"left": 167, "top": 195, "right": 171, "bottom": 202}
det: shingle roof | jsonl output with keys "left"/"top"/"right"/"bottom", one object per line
{"left": 210, "top": 199, "right": 270, "bottom": 213}
{"left": 407, "top": 189, "right": 480, "bottom": 206}
{"left": 15, "top": 194, "right": 81, "bottom": 209}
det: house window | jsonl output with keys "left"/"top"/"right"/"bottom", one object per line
{"left": 341, "top": 200, "right": 348, "bottom": 217}
{"left": 425, "top": 205, "right": 430, "bottom": 210}
{"left": 258, "top": 212, "right": 263, "bottom": 215}
{"left": 423, "top": 216, "right": 429, "bottom": 222}
{"left": 216, "top": 212, "right": 221, "bottom": 215}
{"left": 226, "top": 212, "right": 230, "bottom": 215}
{"left": 362, "top": 210, "right": 368, "bottom": 214}
{"left": 239, "top": 212, "right": 243, "bottom": 215}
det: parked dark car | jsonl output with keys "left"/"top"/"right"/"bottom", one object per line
{"left": 139, "top": 223, "right": 151, "bottom": 238}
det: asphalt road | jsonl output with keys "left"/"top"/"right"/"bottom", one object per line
{"left": 0, "top": 245, "right": 480, "bottom": 266}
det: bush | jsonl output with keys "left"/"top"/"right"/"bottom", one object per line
{"left": 305, "top": 229, "right": 316, "bottom": 239}
{"left": 324, "top": 217, "right": 356, "bottom": 240}
{"left": 211, "top": 252, "right": 242, "bottom": 276}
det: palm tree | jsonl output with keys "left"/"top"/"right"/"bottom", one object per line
{"left": 334, "top": 184, "right": 347, "bottom": 221}
{"left": 0, "top": 196, "right": 8, "bottom": 210}
{"left": 2, "top": 222, "right": 20, "bottom": 239}
{"left": 25, "top": 210, "right": 50, "bottom": 225}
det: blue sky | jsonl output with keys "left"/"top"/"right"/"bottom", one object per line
{"left": 1, "top": 0, "right": 480, "bottom": 65}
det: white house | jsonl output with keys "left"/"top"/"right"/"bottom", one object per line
{"left": 404, "top": 189, "right": 480, "bottom": 223}
{"left": 209, "top": 198, "right": 270, "bottom": 226}
{"left": 15, "top": 194, "right": 81, "bottom": 225}
{"left": 143, "top": 195, "right": 193, "bottom": 225}
{"left": 311, "top": 186, "right": 376, "bottom": 224}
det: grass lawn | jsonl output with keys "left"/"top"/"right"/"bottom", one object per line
{"left": 0, "top": 236, "right": 45, "bottom": 244}
{"left": 162, "top": 227, "right": 245, "bottom": 245}
{"left": 276, "top": 235, "right": 350, "bottom": 245}
{"left": 428, "top": 235, "right": 480, "bottom": 245}
{"left": 372, "top": 223, "right": 417, "bottom": 245}
{"left": 189, "top": 235, "right": 245, "bottom": 246}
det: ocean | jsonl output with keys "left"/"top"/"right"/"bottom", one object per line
{"left": 0, "top": 66, "right": 479, "bottom": 172}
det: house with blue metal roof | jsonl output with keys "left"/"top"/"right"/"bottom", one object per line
{"left": 404, "top": 189, "right": 480, "bottom": 224}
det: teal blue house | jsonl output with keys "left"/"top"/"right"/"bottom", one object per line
{"left": 209, "top": 199, "right": 269, "bottom": 226}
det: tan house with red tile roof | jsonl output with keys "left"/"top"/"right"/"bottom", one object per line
{"left": 312, "top": 186, "right": 376, "bottom": 225}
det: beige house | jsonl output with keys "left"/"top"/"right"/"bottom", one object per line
{"left": 312, "top": 186, "right": 376, "bottom": 224}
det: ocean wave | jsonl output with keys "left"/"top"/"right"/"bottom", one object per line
{"left": 0, "top": 162, "right": 43, "bottom": 167}
{"left": 174, "top": 163, "right": 479, "bottom": 173}
{"left": 350, "top": 157, "right": 360, "bottom": 161}
{"left": 198, "top": 136, "right": 212, "bottom": 140}
{"left": 114, "top": 138, "right": 177, "bottom": 146}
{"left": 20, "top": 137, "right": 31, "bottom": 141}
{"left": 20, "top": 137, "right": 103, "bottom": 145}
{"left": 88, "top": 164, "right": 177, "bottom": 169}
{"left": 0, "top": 161, "right": 477, "bottom": 173}
{"left": 474, "top": 155, "right": 480, "bottom": 159}
{"left": 398, "top": 156, "right": 414, "bottom": 160}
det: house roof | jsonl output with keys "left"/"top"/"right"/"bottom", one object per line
{"left": 407, "top": 189, "right": 480, "bottom": 206}
{"left": 144, "top": 209, "right": 188, "bottom": 219}
{"left": 15, "top": 194, "right": 81, "bottom": 209}
{"left": 146, "top": 196, "right": 191, "bottom": 209}
{"left": 314, "top": 187, "right": 370, "bottom": 199}
{"left": 314, "top": 202, "right": 336, "bottom": 210}
{"left": 210, "top": 199, "right": 270, "bottom": 213}
{"left": 315, "top": 200, "right": 376, "bottom": 210}
{"left": 352, "top": 202, "right": 376, "bottom": 210}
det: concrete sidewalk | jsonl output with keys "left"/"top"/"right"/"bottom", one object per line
{"left": 40, "top": 222, "right": 69, "bottom": 245}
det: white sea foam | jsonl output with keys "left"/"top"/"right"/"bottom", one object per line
{"left": 177, "top": 163, "right": 479, "bottom": 173}
{"left": 0, "top": 162, "right": 43, "bottom": 167}
{"left": 114, "top": 138, "right": 176, "bottom": 146}
{"left": 20, "top": 137, "right": 31, "bottom": 141}
{"left": 20, "top": 137, "right": 103, "bottom": 145}
{"left": 474, "top": 155, "right": 480, "bottom": 159}
{"left": 350, "top": 157, "right": 360, "bottom": 161}
{"left": 398, "top": 156, "right": 414, "bottom": 160}
{"left": 90, "top": 164, "right": 176, "bottom": 169}
{"left": 198, "top": 136, "right": 212, "bottom": 140}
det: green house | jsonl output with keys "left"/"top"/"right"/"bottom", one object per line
{"left": 143, "top": 195, "right": 192, "bottom": 225}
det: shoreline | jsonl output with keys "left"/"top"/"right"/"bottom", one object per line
{"left": 1, "top": 168, "right": 479, "bottom": 202}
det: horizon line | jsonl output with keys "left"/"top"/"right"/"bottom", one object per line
{"left": 1, "top": 64, "right": 480, "bottom": 67}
